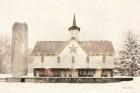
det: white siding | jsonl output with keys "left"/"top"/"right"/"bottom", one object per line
{"left": 33, "top": 56, "right": 42, "bottom": 68}
{"left": 58, "top": 40, "right": 88, "bottom": 68}
{"left": 104, "top": 56, "right": 114, "bottom": 68}
{"left": 33, "top": 40, "right": 114, "bottom": 69}
{"left": 43, "top": 56, "right": 58, "bottom": 68}
{"left": 90, "top": 56, "right": 114, "bottom": 69}
{"left": 92, "top": 56, "right": 103, "bottom": 69}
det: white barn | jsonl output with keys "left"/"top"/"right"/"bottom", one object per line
{"left": 32, "top": 15, "right": 115, "bottom": 77}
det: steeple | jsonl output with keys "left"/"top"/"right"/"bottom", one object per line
{"left": 68, "top": 14, "right": 80, "bottom": 41}
{"left": 68, "top": 14, "right": 80, "bottom": 31}
{"left": 73, "top": 14, "right": 76, "bottom": 26}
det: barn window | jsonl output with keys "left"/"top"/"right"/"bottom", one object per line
{"left": 57, "top": 56, "right": 60, "bottom": 63}
{"left": 72, "top": 56, "right": 75, "bottom": 63}
{"left": 86, "top": 56, "right": 89, "bottom": 63}
{"left": 41, "top": 56, "right": 44, "bottom": 63}
{"left": 103, "top": 56, "right": 106, "bottom": 63}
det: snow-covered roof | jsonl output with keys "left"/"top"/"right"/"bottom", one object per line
{"left": 32, "top": 41, "right": 114, "bottom": 56}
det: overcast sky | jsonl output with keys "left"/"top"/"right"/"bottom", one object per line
{"left": 0, "top": 0, "right": 140, "bottom": 50}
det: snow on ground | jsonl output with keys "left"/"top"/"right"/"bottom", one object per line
{"left": 0, "top": 77, "right": 140, "bottom": 93}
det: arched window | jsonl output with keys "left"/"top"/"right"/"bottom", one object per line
{"left": 57, "top": 56, "right": 60, "bottom": 63}
{"left": 72, "top": 56, "right": 75, "bottom": 63}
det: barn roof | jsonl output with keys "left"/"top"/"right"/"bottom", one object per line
{"left": 32, "top": 41, "right": 114, "bottom": 56}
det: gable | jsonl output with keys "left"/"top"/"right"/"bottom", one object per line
{"left": 59, "top": 39, "right": 88, "bottom": 56}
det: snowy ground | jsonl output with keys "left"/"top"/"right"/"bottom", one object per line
{"left": 0, "top": 77, "right": 140, "bottom": 93}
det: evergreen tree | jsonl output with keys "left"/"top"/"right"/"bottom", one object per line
{"left": 117, "top": 31, "right": 140, "bottom": 76}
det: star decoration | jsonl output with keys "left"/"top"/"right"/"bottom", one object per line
{"left": 69, "top": 44, "right": 78, "bottom": 53}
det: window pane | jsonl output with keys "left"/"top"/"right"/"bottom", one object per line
{"left": 41, "top": 56, "right": 44, "bottom": 63}
{"left": 86, "top": 56, "right": 89, "bottom": 63}
{"left": 57, "top": 56, "right": 60, "bottom": 63}
{"left": 103, "top": 56, "right": 106, "bottom": 63}
{"left": 72, "top": 56, "right": 75, "bottom": 63}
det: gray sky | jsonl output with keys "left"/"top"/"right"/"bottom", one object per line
{"left": 0, "top": 0, "right": 140, "bottom": 50}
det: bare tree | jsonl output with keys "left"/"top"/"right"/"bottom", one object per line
{"left": 0, "top": 34, "right": 11, "bottom": 73}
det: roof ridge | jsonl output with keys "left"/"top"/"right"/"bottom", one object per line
{"left": 37, "top": 40, "right": 112, "bottom": 42}
{"left": 37, "top": 41, "right": 69, "bottom": 42}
